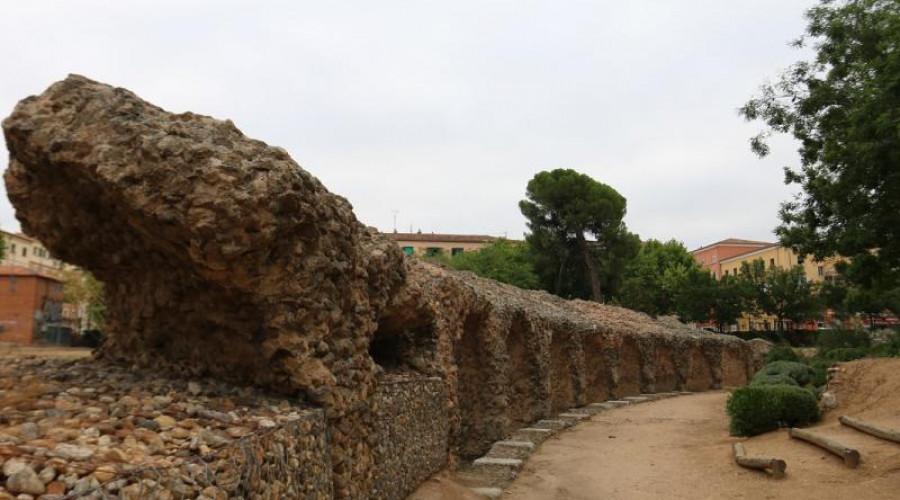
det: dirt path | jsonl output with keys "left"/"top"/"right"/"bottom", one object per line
{"left": 504, "top": 391, "right": 899, "bottom": 500}
{"left": 0, "top": 342, "right": 92, "bottom": 359}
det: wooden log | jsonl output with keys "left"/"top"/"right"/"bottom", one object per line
{"left": 839, "top": 416, "right": 900, "bottom": 444}
{"left": 789, "top": 428, "right": 860, "bottom": 468}
{"left": 732, "top": 442, "right": 787, "bottom": 479}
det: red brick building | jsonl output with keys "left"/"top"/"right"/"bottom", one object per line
{"left": 0, "top": 266, "right": 66, "bottom": 345}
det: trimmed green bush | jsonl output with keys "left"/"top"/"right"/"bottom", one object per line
{"left": 765, "top": 344, "right": 801, "bottom": 363}
{"left": 726, "top": 385, "right": 820, "bottom": 436}
{"left": 806, "top": 358, "right": 833, "bottom": 387}
{"left": 823, "top": 347, "right": 867, "bottom": 362}
{"left": 755, "top": 361, "right": 817, "bottom": 386}
{"left": 751, "top": 373, "right": 799, "bottom": 386}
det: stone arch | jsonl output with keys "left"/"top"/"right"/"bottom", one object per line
{"left": 548, "top": 328, "right": 578, "bottom": 413}
{"left": 687, "top": 342, "right": 713, "bottom": 391}
{"left": 504, "top": 313, "right": 541, "bottom": 429}
{"left": 721, "top": 342, "right": 751, "bottom": 387}
{"left": 616, "top": 336, "right": 642, "bottom": 397}
{"left": 654, "top": 342, "right": 678, "bottom": 392}
{"left": 582, "top": 332, "right": 609, "bottom": 403}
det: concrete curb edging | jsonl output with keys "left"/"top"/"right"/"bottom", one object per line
{"left": 463, "top": 391, "right": 689, "bottom": 496}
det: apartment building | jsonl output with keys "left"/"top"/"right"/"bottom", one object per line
{"left": 386, "top": 232, "right": 498, "bottom": 257}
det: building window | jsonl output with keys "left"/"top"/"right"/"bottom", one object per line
{"left": 425, "top": 247, "right": 443, "bottom": 257}
{"left": 818, "top": 266, "right": 824, "bottom": 276}
{"left": 724, "top": 270, "right": 729, "bottom": 276}
{"left": 769, "top": 258, "right": 775, "bottom": 267}
{"left": 451, "top": 248, "right": 464, "bottom": 256}
{"left": 401, "top": 246, "right": 414, "bottom": 255}
{"left": 9, "top": 276, "right": 17, "bottom": 291}
{"left": 21, "top": 247, "right": 26, "bottom": 257}
{"left": 9, "top": 243, "right": 15, "bottom": 255}
{"left": 797, "top": 255, "right": 805, "bottom": 265}
{"left": 712, "top": 254, "right": 717, "bottom": 263}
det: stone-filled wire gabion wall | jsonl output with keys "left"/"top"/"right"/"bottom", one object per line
{"left": 55, "top": 411, "right": 332, "bottom": 500}
{"left": 372, "top": 376, "right": 449, "bottom": 500}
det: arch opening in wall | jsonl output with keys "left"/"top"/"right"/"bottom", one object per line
{"left": 370, "top": 307, "right": 437, "bottom": 374}
{"left": 548, "top": 329, "right": 576, "bottom": 413}
{"left": 454, "top": 310, "right": 494, "bottom": 459}
{"left": 617, "top": 337, "right": 642, "bottom": 397}
{"left": 505, "top": 315, "right": 539, "bottom": 428}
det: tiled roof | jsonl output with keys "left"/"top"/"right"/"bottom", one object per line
{"left": 387, "top": 233, "right": 499, "bottom": 244}
{"left": 719, "top": 243, "right": 783, "bottom": 264}
{"left": 691, "top": 238, "right": 774, "bottom": 253}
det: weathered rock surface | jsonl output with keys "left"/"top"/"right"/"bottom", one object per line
{"left": 3, "top": 75, "right": 767, "bottom": 499}
{"left": 0, "top": 357, "right": 332, "bottom": 499}
{"left": 3, "top": 74, "right": 404, "bottom": 498}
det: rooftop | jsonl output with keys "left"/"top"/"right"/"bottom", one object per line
{"left": 386, "top": 232, "right": 499, "bottom": 244}
{"left": 690, "top": 238, "right": 774, "bottom": 254}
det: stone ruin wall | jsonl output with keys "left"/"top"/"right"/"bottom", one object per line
{"left": 2, "top": 75, "right": 769, "bottom": 499}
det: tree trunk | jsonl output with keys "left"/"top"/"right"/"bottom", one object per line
{"left": 575, "top": 232, "right": 602, "bottom": 302}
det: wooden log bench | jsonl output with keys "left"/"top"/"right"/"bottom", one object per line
{"left": 732, "top": 442, "right": 786, "bottom": 479}
{"left": 789, "top": 428, "right": 860, "bottom": 468}
{"left": 839, "top": 416, "right": 900, "bottom": 444}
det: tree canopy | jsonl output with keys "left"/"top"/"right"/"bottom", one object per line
{"left": 445, "top": 239, "right": 540, "bottom": 290}
{"left": 738, "top": 260, "right": 821, "bottom": 330}
{"left": 740, "top": 0, "right": 900, "bottom": 310}
{"left": 519, "top": 169, "right": 629, "bottom": 302}
{"left": 619, "top": 239, "right": 698, "bottom": 317}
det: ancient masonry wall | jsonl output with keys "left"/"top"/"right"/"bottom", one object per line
{"left": 2, "top": 75, "right": 770, "bottom": 499}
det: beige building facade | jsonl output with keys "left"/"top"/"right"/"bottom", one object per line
{"left": 1, "top": 230, "right": 86, "bottom": 333}
{"left": 1, "top": 230, "right": 71, "bottom": 277}
{"left": 386, "top": 232, "right": 498, "bottom": 257}
{"left": 718, "top": 244, "right": 843, "bottom": 331}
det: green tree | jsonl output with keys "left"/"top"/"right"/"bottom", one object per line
{"left": 709, "top": 275, "right": 746, "bottom": 331}
{"left": 528, "top": 226, "right": 640, "bottom": 300}
{"left": 670, "top": 265, "right": 718, "bottom": 323}
{"left": 738, "top": 260, "right": 821, "bottom": 330}
{"left": 618, "top": 239, "right": 697, "bottom": 316}
{"left": 447, "top": 239, "right": 540, "bottom": 290}
{"left": 62, "top": 269, "right": 105, "bottom": 330}
{"left": 740, "top": 0, "right": 900, "bottom": 312}
{"left": 520, "top": 169, "right": 629, "bottom": 302}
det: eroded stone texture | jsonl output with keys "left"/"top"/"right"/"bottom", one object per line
{"left": 3, "top": 75, "right": 768, "bottom": 498}
{"left": 3, "top": 75, "right": 404, "bottom": 498}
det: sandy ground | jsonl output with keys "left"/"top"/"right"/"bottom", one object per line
{"left": 412, "top": 358, "right": 900, "bottom": 500}
{"left": 0, "top": 341, "right": 92, "bottom": 359}
{"left": 505, "top": 361, "right": 900, "bottom": 499}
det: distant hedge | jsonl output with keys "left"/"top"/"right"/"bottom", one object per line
{"left": 765, "top": 345, "right": 802, "bottom": 363}
{"left": 753, "top": 361, "right": 816, "bottom": 386}
{"left": 750, "top": 373, "right": 799, "bottom": 386}
{"left": 726, "top": 385, "right": 820, "bottom": 436}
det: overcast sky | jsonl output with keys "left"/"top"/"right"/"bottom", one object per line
{"left": 0, "top": 0, "right": 817, "bottom": 250}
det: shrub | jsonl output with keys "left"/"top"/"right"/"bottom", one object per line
{"left": 751, "top": 373, "right": 799, "bottom": 386}
{"left": 871, "top": 333, "right": 900, "bottom": 358}
{"left": 726, "top": 385, "right": 820, "bottom": 436}
{"left": 765, "top": 345, "right": 801, "bottom": 363}
{"left": 806, "top": 358, "right": 834, "bottom": 387}
{"left": 755, "top": 361, "right": 817, "bottom": 386}
{"left": 817, "top": 328, "right": 870, "bottom": 351}
{"left": 823, "top": 347, "right": 867, "bottom": 362}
